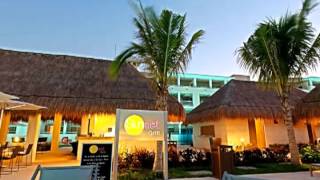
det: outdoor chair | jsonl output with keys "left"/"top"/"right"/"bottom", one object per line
{"left": 16, "top": 144, "right": 33, "bottom": 169}
{"left": 1, "top": 146, "right": 19, "bottom": 175}
{"left": 0, "top": 142, "right": 8, "bottom": 149}
{"left": 310, "top": 163, "right": 320, "bottom": 176}
{"left": 31, "top": 165, "right": 98, "bottom": 180}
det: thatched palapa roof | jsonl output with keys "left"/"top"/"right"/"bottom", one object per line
{"left": 0, "top": 49, "right": 185, "bottom": 122}
{"left": 187, "top": 80, "right": 306, "bottom": 124}
{"left": 296, "top": 85, "right": 320, "bottom": 119}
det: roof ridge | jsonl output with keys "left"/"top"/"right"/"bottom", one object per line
{"left": 0, "top": 48, "right": 113, "bottom": 63}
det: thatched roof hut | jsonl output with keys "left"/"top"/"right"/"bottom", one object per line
{"left": 296, "top": 85, "right": 320, "bottom": 119}
{"left": 0, "top": 49, "right": 185, "bottom": 122}
{"left": 187, "top": 80, "right": 306, "bottom": 124}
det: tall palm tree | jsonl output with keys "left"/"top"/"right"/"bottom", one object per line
{"left": 110, "top": 2, "right": 204, "bottom": 112}
{"left": 110, "top": 1, "right": 204, "bottom": 173}
{"left": 237, "top": 0, "right": 320, "bottom": 165}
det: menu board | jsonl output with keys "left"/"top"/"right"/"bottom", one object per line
{"left": 81, "top": 143, "right": 113, "bottom": 180}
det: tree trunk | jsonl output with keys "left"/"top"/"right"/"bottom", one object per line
{"left": 153, "top": 89, "right": 168, "bottom": 172}
{"left": 281, "top": 92, "right": 301, "bottom": 165}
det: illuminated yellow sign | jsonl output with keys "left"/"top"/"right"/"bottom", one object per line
{"left": 124, "top": 114, "right": 144, "bottom": 136}
{"left": 89, "top": 145, "right": 99, "bottom": 154}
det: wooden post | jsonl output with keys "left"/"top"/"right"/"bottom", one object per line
{"left": 0, "top": 112, "right": 11, "bottom": 144}
{"left": 51, "top": 113, "right": 62, "bottom": 152}
{"left": 163, "top": 111, "right": 168, "bottom": 180}
{"left": 153, "top": 141, "right": 163, "bottom": 172}
{"left": 26, "top": 113, "right": 41, "bottom": 162}
{"left": 80, "top": 114, "right": 89, "bottom": 135}
{"left": 112, "top": 109, "right": 121, "bottom": 180}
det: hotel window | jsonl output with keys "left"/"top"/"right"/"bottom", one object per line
{"left": 168, "top": 125, "right": 179, "bottom": 135}
{"left": 197, "top": 79, "right": 210, "bottom": 88}
{"left": 180, "top": 94, "right": 193, "bottom": 106}
{"left": 41, "top": 120, "right": 53, "bottom": 134}
{"left": 66, "top": 121, "right": 80, "bottom": 134}
{"left": 180, "top": 78, "right": 194, "bottom": 87}
{"left": 200, "top": 125, "right": 215, "bottom": 136}
{"left": 313, "top": 81, "right": 320, "bottom": 86}
{"left": 40, "top": 120, "right": 64, "bottom": 134}
{"left": 200, "top": 95, "right": 210, "bottom": 103}
{"left": 8, "top": 126, "right": 17, "bottom": 134}
{"left": 212, "top": 80, "right": 224, "bottom": 88}
{"left": 169, "top": 77, "right": 178, "bottom": 86}
{"left": 181, "top": 126, "right": 193, "bottom": 135}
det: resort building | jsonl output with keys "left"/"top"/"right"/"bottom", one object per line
{"left": 0, "top": 49, "right": 185, "bottom": 162}
{"left": 146, "top": 70, "right": 319, "bottom": 146}
{"left": 298, "top": 76, "right": 320, "bottom": 92}
{"left": 296, "top": 85, "right": 320, "bottom": 144}
{"left": 186, "top": 80, "right": 309, "bottom": 150}
{"left": 167, "top": 73, "right": 237, "bottom": 145}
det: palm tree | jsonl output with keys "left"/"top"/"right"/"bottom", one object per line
{"left": 237, "top": 0, "right": 320, "bottom": 165}
{"left": 110, "top": 2, "right": 204, "bottom": 111}
{"left": 110, "top": 1, "right": 204, "bottom": 172}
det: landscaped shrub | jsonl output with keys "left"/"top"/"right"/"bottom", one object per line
{"left": 178, "top": 148, "right": 211, "bottom": 168}
{"left": 300, "top": 145, "right": 320, "bottom": 163}
{"left": 118, "top": 149, "right": 155, "bottom": 170}
{"left": 234, "top": 144, "right": 320, "bottom": 166}
{"left": 134, "top": 149, "right": 155, "bottom": 169}
{"left": 234, "top": 148, "right": 289, "bottom": 166}
{"left": 119, "top": 148, "right": 211, "bottom": 170}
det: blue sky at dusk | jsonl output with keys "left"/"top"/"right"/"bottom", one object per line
{"left": 0, "top": 0, "right": 319, "bottom": 76}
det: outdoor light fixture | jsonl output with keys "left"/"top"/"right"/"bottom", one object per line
{"left": 13, "top": 136, "right": 21, "bottom": 143}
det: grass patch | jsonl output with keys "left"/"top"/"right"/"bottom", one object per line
{"left": 169, "top": 167, "right": 212, "bottom": 178}
{"left": 232, "top": 163, "right": 310, "bottom": 175}
{"left": 118, "top": 167, "right": 212, "bottom": 179}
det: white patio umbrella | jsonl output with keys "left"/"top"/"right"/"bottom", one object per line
{"left": 0, "top": 91, "right": 45, "bottom": 128}
{"left": 0, "top": 91, "right": 19, "bottom": 101}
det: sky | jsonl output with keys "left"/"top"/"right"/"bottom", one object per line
{"left": 0, "top": 0, "right": 319, "bottom": 77}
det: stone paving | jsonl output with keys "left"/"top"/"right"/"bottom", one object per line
{"left": 242, "top": 171, "right": 320, "bottom": 180}
{"left": 2, "top": 168, "right": 320, "bottom": 180}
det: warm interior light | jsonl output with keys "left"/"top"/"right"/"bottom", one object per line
{"left": 13, "top": 136, "right": 20, "bottom": 143}
{"left": 124, "top": 114, "right": 144, "bottom": 136}
{"left": 240, "top": 138, "right": 245, "bottom": 143}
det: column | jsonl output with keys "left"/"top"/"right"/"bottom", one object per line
{"left": 26, "top": 113, "right": 41, "bottom": 162}
{"left": 80, "top": 114, "right": 89, "bottom": 135}
{"left": 89, "top": 114, "right": 96, "bottom": 135}
{"left": 193, "top": 78, "right": 197, "bottom": 87}
{"left": 51, "top": 113, "right": 62, "bottom": 152}
{"left": 0, "top": 112, "right": 11, "bottom": 144}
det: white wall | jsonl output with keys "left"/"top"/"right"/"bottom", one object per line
{"left": 192, "top": 120, "right": 227, "bottom": 150}
{"left": 192, "top": 118, "right": 310, "bottom": 150}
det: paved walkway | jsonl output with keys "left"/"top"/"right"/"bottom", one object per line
{"left": 1, "top": 169, "right": 320, "bottom": 180}
{"left": 242, "top": 171, "right": 320, "bottom": 180}
{"left": 172, "top": 171, "right": 320, "bottom": 180}
{"left": 171, "top": 178, "right": 216, "bottom": 180}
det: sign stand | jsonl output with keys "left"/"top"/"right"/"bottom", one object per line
{"left": 112, "top": 109, "right": 168, "bottom": 180}
{"left": 163, "top": 111, "right": 168, "bottom": 180}
{"left": 112, "top": 109, "right": 121, "bottom": 180}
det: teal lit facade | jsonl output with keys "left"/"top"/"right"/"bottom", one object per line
{"left": 167, "top": 73, "right": 233, "bottom": 145}
{"left": 300, "top": 76, "right": 320, "bottom": 92}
